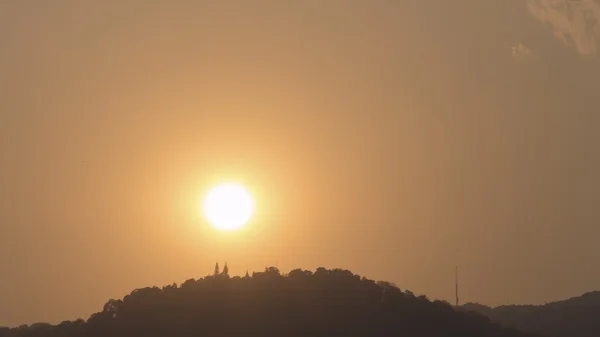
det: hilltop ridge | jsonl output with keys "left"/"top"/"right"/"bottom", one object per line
{"left": 463, "top": 291, "right": 600, "bottom": 337}
{"left": 1, "top": 266, "right": 537, "bottom": 337}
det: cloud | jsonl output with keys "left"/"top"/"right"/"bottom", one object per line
{"left": 512, "top": 43, "right": 537, "bottom": 61}
{"left": 527, "top": 0, "right": 600, "bottom": 56}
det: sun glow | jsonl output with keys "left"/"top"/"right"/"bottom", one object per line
{"left": 202, "top": 183, "right": 254, "bottom": 231}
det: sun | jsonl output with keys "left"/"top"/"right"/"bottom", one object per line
{"left": 202, "top": 183, "right": 254, "bottom": 231}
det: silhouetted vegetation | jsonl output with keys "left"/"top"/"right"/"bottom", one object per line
{"left": 1, "top": 267, "right": 537, "bottom": 337}
{"left": 462, "top": 291, "right": 600, "bottom": 337}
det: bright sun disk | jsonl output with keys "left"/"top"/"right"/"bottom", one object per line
{"left": 203, "top": 183, "right": 254, "bottom": 231}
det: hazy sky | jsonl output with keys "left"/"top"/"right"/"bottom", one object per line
{"left": 1, "top": 0, "right": 600, "bottom": 327}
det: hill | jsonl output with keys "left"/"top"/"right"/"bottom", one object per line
{"left": 462, "top": 291, "right": 600, "bottom": 337}
{"left": 1, "top": 266, "right": 537, "bottom": 337}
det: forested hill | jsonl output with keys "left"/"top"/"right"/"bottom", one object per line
{"left": 1, "top": 266, "right": 537, "bottom": 337}
{"left": 462, "top": 291, "right": 600, "bottom": 337}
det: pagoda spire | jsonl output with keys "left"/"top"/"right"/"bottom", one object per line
{"left": 213, "top": 262, "right": 220, "bottom": 276}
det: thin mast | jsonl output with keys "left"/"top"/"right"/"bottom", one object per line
{"left": 455, "top": 266, "right": 459, "bottom": 306}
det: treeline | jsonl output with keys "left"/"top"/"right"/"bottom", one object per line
{"left": 2, "top": 266, "right": 537, "bottom": 337}
{"left": 462, "top": 291, "right": 600, "bottom": 337}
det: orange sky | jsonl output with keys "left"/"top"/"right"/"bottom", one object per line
{"left": 1, "top": 0, "right": 600, "bottom": 327}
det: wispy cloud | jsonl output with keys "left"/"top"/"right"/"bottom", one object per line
{"left": 512, "top": 43, "right": 537, "bottom": 61}
{"left": 527, "top": 0, "right": 600, "bottom": 56}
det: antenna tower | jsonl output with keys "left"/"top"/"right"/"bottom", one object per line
{"left": 455, "top": 266, "right": 459, "bottom": 307}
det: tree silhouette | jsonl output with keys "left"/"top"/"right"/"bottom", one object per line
{"left": 0, "top": 267, "right": 540, "bottom": 337}
{"left": 221, "top": 262, "right": 229, "bottom": 277}
{"left": 264, "top": 266, "right": 279, "bottom": 275}
{"left": 213, "top": 262, "right": 219, "bottom": 276}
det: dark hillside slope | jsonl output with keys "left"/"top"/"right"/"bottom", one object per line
{"left": 2, "top": 267, "right": 537, "bottom": 337}
{"left": 463, "top": 291, "right": 600, "bottom": 337}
